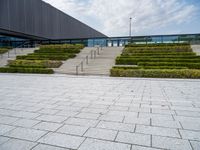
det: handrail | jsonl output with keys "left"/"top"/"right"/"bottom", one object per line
{"left": 76, "top": 45, "right": 103, "bottom": 75}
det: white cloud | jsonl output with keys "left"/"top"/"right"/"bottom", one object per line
{"left": 43, "top": 0, "right": 197, "bottom": 36}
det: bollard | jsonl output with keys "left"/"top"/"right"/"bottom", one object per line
{"left": 86, "top": 56, "right": 88, "bottom": 64}
{"left": 76, "top": 66, "right": 79, "bottom": 75}
{"left": 91, "top": 50, "right": 93, "bottom": 59}
{"left": 81, "top": 62, "right": 83, "bottom": 72}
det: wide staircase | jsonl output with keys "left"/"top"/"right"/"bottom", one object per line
{"left": 54, "top": 47, "right": 123, "bottom": 76}
{"left": 0, "top": 48, "right": 37, "bottom": 67}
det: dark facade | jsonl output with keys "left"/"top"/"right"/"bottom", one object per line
{"left": 0, "top": 0, "right": 106, "bottom": 40}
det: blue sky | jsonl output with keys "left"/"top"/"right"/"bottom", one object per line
{"left": 44, "top": 0, "right": 200, "bottom": 36}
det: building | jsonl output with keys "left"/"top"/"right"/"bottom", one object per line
{"left": 0, "top": 0, "right": 107, "bottom": 47}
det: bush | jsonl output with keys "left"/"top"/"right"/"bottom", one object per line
{"left": 16, "top": 55, "right": 70, "bottom": 60}
{"left": 8, "top": 60, "right": 62, "bottom": 68}
{"left": 121, "top": 52, "right": 196, "bottom": 56}
{"left": 110, "top": 68, "right": 200, "bottom": 79}
{"left": 123, "top": 48, "right": 192, "bottom": 53}
{"left": 0, "top": 48, "right": 9, "bottom": 54}
{"left": 34, "top": 49, "right": 80, "bottom": 53}
{"left": 138, "top": 62, "right": 200, "bottom": 69}
{"left": 116, "top": 57, "right": 200, "bottom": 65}
{"left": 0, "top": 67, "right": 54, "bottom": 74}
{"left": 113, "top": 66, "right": 188, "bottom": 69}
{"left": 40, "top": 44, "right": 84, "bottom": 49}
{"left": 125, "top": 43, "right": 189, "bottom": 47}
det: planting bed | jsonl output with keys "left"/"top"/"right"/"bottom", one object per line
{"left": 111, "top": 43, "right": 200, "bottom": 78}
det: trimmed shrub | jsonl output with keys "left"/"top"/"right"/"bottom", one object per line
{"left": 125, "top": 43, "right": 190, "bottom": 47}
{"left": 138, "top": 62, "right": 200, "bottom": 69}
{"left": 113, "top": 66, "right": 188, "bottom": 69}
{"left": 121, "top": 52, "right": 196, "bottom": 56}
{"left": 0, "top": 67, "right": 54, "bottom": 74}
{"left": 110, "top": 68, "right": 200, "bottom": 79}
{"left": 40, "top": 44, "right": 84, "bottom": 49}
{"left": 34, "top": 49, "right": 80, "bottom": 53}
{"left": 8, "top": 60, "right": 62, "bottom": 68}
{"left": 0, "top": 48, "right": 9, "bottom": 54}
{"left": 16, "top": 55, "right": 70, "bottom": 60}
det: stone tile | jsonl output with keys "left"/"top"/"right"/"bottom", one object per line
{"left": 97, "top": 121, "right": 135, "bottom": 132}
{"left": 38, "top": 132, "right": 85, "bottom": 149}
{"left": 0, "top": 124, "right": 15, "bottom": 135}
{"left": 76, "top": 112, "right": 100, "bottom": 120}
{"left": 180, "top": 120, "right": 200, "bottom": 131}
{"left": 124, "top": 116, "right": 150, "bottom": 125}
{"left": 152, "top": 119, "right": 181, "bottom": 129}
{"left": 57, "top": 124, "right": 88, "bottom": 136}
{"left": 78, "top": 138, "right": 131, "bottom": 150}
{"left": 81, "top": 108, "right": 108, "bottom": 114}
{"left": 139, "top": 113, "right": 173, "bottom": 121}
{"left": 12, "top": 111, "right": 40, "bottom": 119}
{"left": 32, "top": 144, "right": 69, "bottom": 150}
{"left": 116, "top": 131, "right": 151, "bottom": 146}
{"left": 131, "top": 145, "right": 161, "bottom": 150}
{"left": 33, "top": 121, "right": 63, "bottom": 132}
{"left": 180, "top": 130, "right": 200, "bottom": 141}
{"left": 84, "top": 128, "right": 117, "bottom": 141}
{"left": 65, "top": 118, "right": 99, "bottom": 127}
{"left": 0, "top": 136, "right": 10, "bottom": 145}
{"left": 56, "top": 110, "right": 79, "bottom": 117}
{"left": 152, "top": 109, "right": 175, "bottom": 115}
{"left": 152, "top": 135, "right": 192, "bottom": 150}
{"left": 0, "top": 116, "right": 19, "bottom": 124}
{"left": 136, "top": 125, "right": 180, "bottom": 138}
{"left": 190, "top": 141, "right": 200, "bottom": 150}
{"left": 99, "top": 115, "right": 124, "bottom": 122}
{"left": 5, "top": 127, "right": 47, "bottom": 141}
{"left": 38, "top": 108, "right": 60, "bottom": 115}
{"left": 0, "top": 139, "right": 36, "bottom": 150}
{"left": 12, "top": 118, "right": 40, "bottom": 128}
{"left": 36, "top": 115, "right": 68, "bottom": 123}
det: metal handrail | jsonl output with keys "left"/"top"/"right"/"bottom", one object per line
{"left": 76, "top": 45, "right": 103, "bottom": 75}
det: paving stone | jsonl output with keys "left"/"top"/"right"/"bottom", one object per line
{"left": 12, "top": 111, "right": 40, "bottom": 119}
{"left": 57, "top": 124, "right": 88, "bottom": 136}
{"left": 190, "top": 141, "right": 200, "bottom": 150}
{"left": 56, "top": 110, "right": 79, "bottom": 117}
{"left": 0, "top": 136, "right": 10, "bottom": 145}
{"left": 84, "top": 128, "right": 117, "bottom": 141}
{"left": 0, "top": 139, "right": 36, "bottom": 150}
{"left": 38, "top": 132, "right": 85, "bottom": 149}
{"left": 97, "top": 121, "right": 135, "bottom": 132}
{"left": 32, "top": 144, "right": 69, "bottom": 150}
{"left": 5, "top": 127, "right": 47, "bottom": 141}
{"left": 136, "top": 125, "right": 180, "bottom": 138}
{"left": 116, "top": 131, "right": 151, "bottom": 146}
{"left": 33, "top": 121, "right": 63, "bottom": 132}
{"left": 152, "top": 135, "right": 192, "bottom": 150}
{"left": 76, "top": 112, "right": 100, "bottom": 119}
{"left": 0, "top": 124, "right": 15, "bottom": 135}
{"left": 78, "top": 138, "right": 131, "bottom": 150}
{"left": 0, "top": 116, "right": 19, "bottom": 124}
{"left": 131, "top": 145, "right": 162, "bottom": 150}
{"left": 124, "top": 116, "right": 150, "bottom": 125}
{"left": 36, "top": 115, "right": 68, "bottom": 123}
{"left": 38, "top": 108, "right": 60, "bottom": 115}
{"left": 12, "top": 118, "right": 40, "bottom": 128}
{"left": 81, "top": 108, "right": 108, "bottom": 114}
{"left": 180, "top": 120, "right": 200, "bottom": 131}
{"left": 99, "top": 115, "right": 124, "bottom": 122}
{"left": 139, "top": 113, "right": 173, "bottom": 121}
{"left": 152, "top": 119, "right": 181, "bottom": 129}
{"left": 65, "top": 117, "right": 99, "bottom": 127}
{"left": 152, "top": 109, "right": 175, "bottom": 115}
{"left": 180, "top": 130, "right": 200, "bottom": 141}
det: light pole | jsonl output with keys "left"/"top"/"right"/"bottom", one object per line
{"left": 129, "top": 17, "right": 132, "bottom": 38}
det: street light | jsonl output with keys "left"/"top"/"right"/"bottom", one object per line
{"left": 129, "top": 17, "right": 132, "bottom": 37}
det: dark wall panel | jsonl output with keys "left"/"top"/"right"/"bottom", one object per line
{"left": 0, "top": 0, "right": 106, "bottom": 40}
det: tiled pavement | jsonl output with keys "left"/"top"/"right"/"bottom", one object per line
{"left": 0, "top": 74, "right": 200, "bottom": 150}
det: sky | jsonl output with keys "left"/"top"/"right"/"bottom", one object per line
{"left": 43, "top": 0, "right": 200, "bottom": 37}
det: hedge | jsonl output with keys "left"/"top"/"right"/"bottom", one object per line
{"left": 8, "top": 60, "right": 62, "bottom": 68}
{"left": 0, "top": 48, "right": 9, "bottom": 54}
{"left": 125, "top": 43, "right": 190, "bottom": 47}
{"left": 116, "top": 57, "right": 200, "bottom": 65}
{"left": 113, "top": 66, "right": 188, "bottom": 69}
{"left": 16, "top": 55, "right": 70, "bottom": 60}
{"left": 110, "top": 68, "right": 200, "bottom": 79}
{"left": 0, "top": 67, "right": 54, "bottom": 74}
{"left": 138, "top": 62, "right": 200, "bottom": 69}
{"left": 34, "top": 49, "right": 80, "bottom": 53}
{"left": 119, "top": 56, "right": 200, "bottom": 59}
{"left": 40, "top": 44, "right": 84, "bottom": 49}
{"left": 123, "top": 48, "right": 192, "bottom": 53}
{"left": 121, "top": 52, "right": 196, "bottom": 56}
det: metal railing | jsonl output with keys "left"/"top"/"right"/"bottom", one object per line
{"left": 0, "top": 42, "right": 34, "bottom": 59}
{"left": 76, "top": 45, "right": 103, "bottom": 75}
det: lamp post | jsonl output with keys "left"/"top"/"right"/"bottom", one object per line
{"left": 129, "top": 17, "right": 132, "bottom": 42}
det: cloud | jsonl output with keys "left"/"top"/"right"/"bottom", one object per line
{"left": 43, "top": 0, "right": 198, "bottom": 36}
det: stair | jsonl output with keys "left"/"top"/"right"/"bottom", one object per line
{"left": 54, "top": 47, "right": 124, "bottom": 76}
{"left": 0, "top": 48, "right": 37, "bottom": 67}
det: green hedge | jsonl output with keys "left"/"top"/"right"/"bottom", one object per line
{"left": 125, "top": 43, "right": 189, "bottom": 47}
{"left": 16, "top": 55, "right": 70, "bottom": 60}
{"left": 121, "top": 52, "right": 196, "bottom": 56}
{"left": 0, "top": 67, "right": 54, "bottom": 74}
{"left": 40, "top": 44, "right": 84, "bottom": 49}
{"left": 138, "top": 62, "right": 200, "bottom": 69}
{"left": 8, "top": 60, "right": 62, "bottom": 68}
{"left": 116, "top": 57, "right": 200, "bottom": 65}
{"left": 34, "top": 49, "right": 80, "bottom": 53}
{"left": 123, "top": 48, "right": 192, "bottom": 53}
{"left": 110, "top": 68, "right": 200, "bottom": 79}
{"left": 113, "top": 66, "right": 188, "bottom": 69}
{"left": 119, "top": 56, "right": 200, "bottom": 59}
{"left": 0, "top": 48, "right": 9, "bottom": 54}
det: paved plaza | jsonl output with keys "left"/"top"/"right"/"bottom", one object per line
{"left": 0, "top": 74, "right": 200, "bottom": 150}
